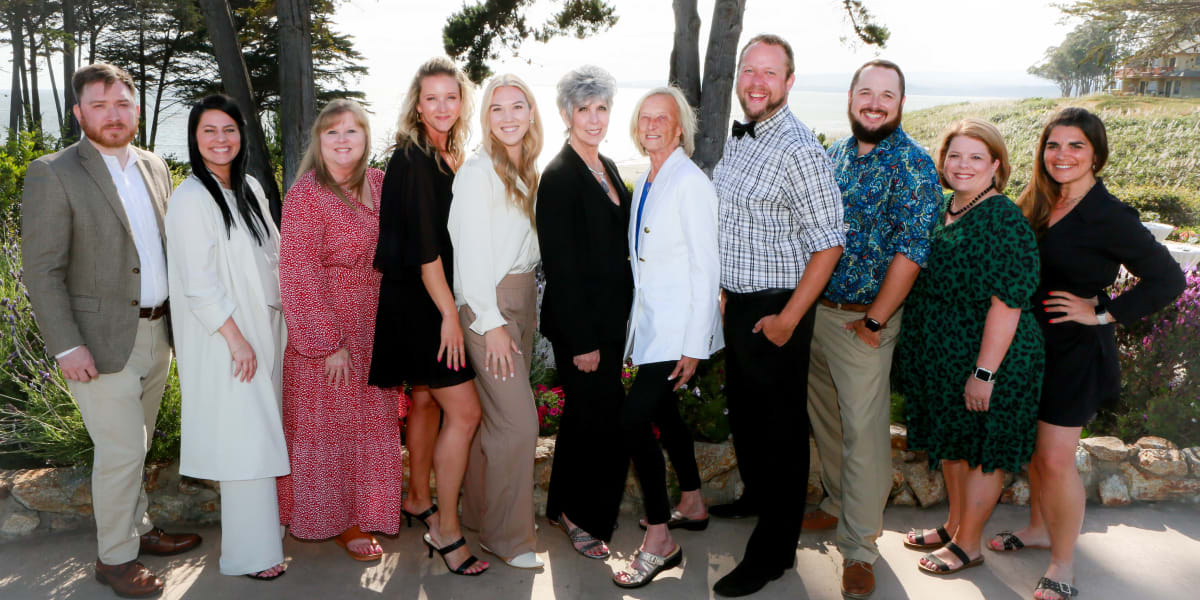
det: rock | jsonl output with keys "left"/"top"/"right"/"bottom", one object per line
{"left": 533, "top": 459, "right": 553, "bottom": 490}
{"left": 1137, "top": 449, "right": 1189, "bottom": 478}
{"left": 1, "top": 510, "right": 40, "bottom": 537}
{"left": 890, "top": 424, "right": 908, "bottom": 450}
{"left": 1080, "top": 437, "right": 1134, "bottom": 462}
{"left": 1000, "top": 475, "right": 1030, "bottom": 505}
{"left": 900, "top": 461, "right": 946, "bottom": 507}
{"left": 1076, "top": 446, "right": 1097, "bottom": 489}
{"left": 1098, "top": 474, "right": 1131, "bottom": 507}
{"left": 1134, "top": 436, "right": 1177, "bottom": 451}
{"left": 534, "top": 437, "right": 555, "bottom": 463}
{"left": 806, "top": 471, "right": 824, "bottom": 506}
{"left": 1183, "top": 448, "right": 1200, "bottom": 477}
{"left": 694, "top": 441, "right": 737, "bottom": 481}
{"left": 69, "top": 482, "right": 92, "bottom": 510}
{"left": 1121, "top": 463, "right": 1200, "bottom": 502}
{"left": 10, "top": 469, "right": 72, "bottom": 513}
{"left": 891, "top": 466, "right": 905, "bottom": 495}
{"left": 148, "top": 494, "right": 188, "bottom": 523}
{"left": 47, "top": 512, "right": 91, "bottom": 531}
{"left": 144, "top": 462, "right": 179, "bottom": 494}
{"left": 890, "top": 488, "right": 917, "bottom": 507}
{"left": 532, "top": 485, "right": 548, "bottom": 517}
{"left": 0, "top": 480, "right": 11, "bottom": 500}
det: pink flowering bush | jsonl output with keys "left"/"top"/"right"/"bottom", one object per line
{"left": 1098, "top": 267, "right": 1200, "bottom": 446}
{"left": 535, "top": 384, "right": 566, "bottom": 436}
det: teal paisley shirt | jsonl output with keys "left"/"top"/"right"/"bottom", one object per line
{"left": 824, "top": 126, "right": 942, "bottom": 304}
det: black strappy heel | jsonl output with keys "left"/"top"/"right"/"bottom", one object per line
{"left": 401, "top": 504, "right": 438, "bottom": 529}
{"left": 423, "top": 533, "right": 487, "bottom": 576}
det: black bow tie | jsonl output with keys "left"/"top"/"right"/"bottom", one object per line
{"left": 731, "top": 120, "right": 757, "bottom": 139}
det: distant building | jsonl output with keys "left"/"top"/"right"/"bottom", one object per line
{"left": 1113, "top": 44, "right": 1200, "bottom": 98}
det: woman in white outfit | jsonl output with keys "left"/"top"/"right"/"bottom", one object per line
{"left": 166, "top": 94, "right": 289, "bottom": 580}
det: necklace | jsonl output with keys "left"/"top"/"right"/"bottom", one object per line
{"left": 1055, "top": 181, "right": 1096, "bottom": 211}
{"left": 573, "top": 141, "right": 611, "bottom": 195}
{"left": 947, "top": 183, "right": 993, "bottom": 217}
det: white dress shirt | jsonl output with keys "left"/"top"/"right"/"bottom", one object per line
{"left": 448, "top": 151, "right": 541, "bottom": 335}
{"left": 100, "top": 147, "right": 169, "bottom": 307}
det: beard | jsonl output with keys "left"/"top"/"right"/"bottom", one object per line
{"left": 78, "top": 115, "right": 136, "bottom": 150}
{"left": 848, "top": 104, "right": 902, "bottom": 145}
{"left": 739, "top": 88, "right": 788, "bottom": 122}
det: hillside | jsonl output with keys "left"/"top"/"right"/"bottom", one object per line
{"left": 903, "top": 95, "right": 1200, "bottom": 225}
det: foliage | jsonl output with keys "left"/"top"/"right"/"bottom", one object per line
{"left": 1, "top": 130, "right": 57, "bottom": 218}
{"left": 840, "top": 0, "right": 890, "bottom": 47}
{"left": 0, "top": 199, "right": 181, "bottom": 467}
{"left": 1094, "top": 268, "right": 1200, "bottom": 446}
{"left": 1065, "top": 0, "right": 1200, "bottom": 60}
{"left": 443, "top": 0, "right": 619, "bottom": 83}
{"left": 534, "top": 384, "right": 565, "bottom": 435}
{"left": 1028, "top": 20, "right": 1121, "bottom": 97}
{"left": 904, "top": 94, "right": 1200, "bottom": 222}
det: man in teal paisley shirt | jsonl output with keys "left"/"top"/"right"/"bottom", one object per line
{"left": 803, "top": 60, "right": 942, "bottom": 599}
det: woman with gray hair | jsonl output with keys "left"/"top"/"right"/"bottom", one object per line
{"left": 535, "top": 65, "right": 633, "bottom": 560}
{"left": 612, "top": 86, "right": 722, "bottom": 588}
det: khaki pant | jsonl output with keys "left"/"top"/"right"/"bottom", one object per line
{"left": 458, "top": 272, "right": 538, "bottom": 558}
{"left": 67, "top": 317, "right": 171, "bottom": 564}
{"left": 806, "top": 304, "right": 901, "bottom": 564}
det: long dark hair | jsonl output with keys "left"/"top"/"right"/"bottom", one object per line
{"left": 186, "top": 94, "right": 270, "bottom": 245}
{"left": 1017, "top": 107, "right": 1109, "bottom": 236}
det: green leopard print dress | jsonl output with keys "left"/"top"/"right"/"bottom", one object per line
{"left": 895, "top": 194, "right": 1044, "bottom": 474}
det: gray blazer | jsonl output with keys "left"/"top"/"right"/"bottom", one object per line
{"left": 21, "top": 138, "right": 173, "bottom": 373}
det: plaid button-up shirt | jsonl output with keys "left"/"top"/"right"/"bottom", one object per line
{"left": 714, "top": 106, "right": 845, "bottom": 293}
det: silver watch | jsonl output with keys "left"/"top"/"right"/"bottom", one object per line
{"left": 1095, "top": 305, "right": 1110, "bottom": 325}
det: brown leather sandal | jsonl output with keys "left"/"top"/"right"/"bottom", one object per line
{"left": 334, "top": 526, "right": 383, "bottom": 561}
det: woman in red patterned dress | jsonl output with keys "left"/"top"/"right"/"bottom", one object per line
{"left": 278, "top": 99, "right": 404, "bottom": 561}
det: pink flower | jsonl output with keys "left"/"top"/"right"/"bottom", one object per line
{"left": 549, "top": 407, "right": 560, "bottom": 416}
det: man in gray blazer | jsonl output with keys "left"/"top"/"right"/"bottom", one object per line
{"left": 21, "top": 63, "right": 200, "bottom": 598}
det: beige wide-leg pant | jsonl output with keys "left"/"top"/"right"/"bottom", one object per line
{"left": 806, "top": 304, "right": 902, "bottom": 564}
{"left": 66, "top": 317, "right": 171, "bottom": 565}
{"left": 458, "top": 272, "right": 538, "bottom": 559}
{"left": 218, "top": 478, "right": 285, "bottom": 575}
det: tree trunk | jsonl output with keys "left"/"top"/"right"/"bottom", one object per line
{"left": 26, "top": 18, "right": 42, "bottom": 131}
{"left": 137, "top": 9, "right": 148, "bottom": 147}
{"left": 6, "top": 7, "right": 24, "bottom": 135}
{"left": 693, "top": 0, "right": 745, "bottom": 173}
{"left": 198, "top": 0, "right": 283, "bottom": 223}
{"left": 669, "top": 0, "right": 701, "bottom": 109}
{"left": 148, "top": 28, "right": 181, "bottom": 151}
{"left": 277, "top": 0, "right": 317, "bottom": 192}
{"left": 15, "top": 3, "right": 33, "bottom": 130}
{"left": 45, "top": 49, "right": 63, "bottom": 129}
{"left": 63, "top": 0, "right": 80, "bottom": 139}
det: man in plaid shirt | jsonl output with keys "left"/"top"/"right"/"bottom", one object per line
{"left": 710, "top": 33, "right": 845, "bottom": 598}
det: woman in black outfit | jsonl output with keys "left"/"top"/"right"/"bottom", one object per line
{"left": 536, "top": 65, "right": 633, "bottom": 560}
{"left": 993, "top": 108, "right": 1184, "bottom": 600}
{"left": 370, "top": 57, "right": 487, "bottom": 576}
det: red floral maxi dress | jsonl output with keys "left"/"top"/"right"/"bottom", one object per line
{"left": 277, "top": 168, "right": 405, "bottom": 539}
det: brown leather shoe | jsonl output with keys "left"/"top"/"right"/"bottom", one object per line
{"left": 841, "top": 559, "right": 875, "bottom": 599}
{"left": 139, "top": 527, "right": 202, "bottom": 556}
{"left": 95, "top": 559, "right": 163, "bottom": 598}
{"left": 802, "top": 508, "right": 838, "bottom": 531}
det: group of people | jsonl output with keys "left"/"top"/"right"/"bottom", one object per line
{"left": 19, "top": 30, "right": 1185, "bottom": 600}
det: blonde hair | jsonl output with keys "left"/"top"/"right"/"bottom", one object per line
{"left": 934, "top": 118, "right": 1011, "bottom": 192}
{"left": 296, "top": 99, "right": 372, "bottom": 209}
{"left": 629, "top": 86, "right": 697, "bottom": 157}
{"left": 394, "top": 56, "right": 475, "bottom": 170}
{"left": 479, "top": 74, "right": 543, "bottom": 226}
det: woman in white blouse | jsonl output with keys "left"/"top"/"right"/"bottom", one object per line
{"left": 166, "top": 95, "right": 288, "bottom": 580}
{"left": 448, "top": 73, "right": 544, "bottom": 570}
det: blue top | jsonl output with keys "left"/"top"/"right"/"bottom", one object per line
{"left": 824, "top": 126, "right": 942, "bottom": 304}
{"left": 635, "top": 181, "right": 652, "bottom": 256}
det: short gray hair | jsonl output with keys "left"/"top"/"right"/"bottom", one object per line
{"left": 629, "top": 86, "right": 697, "bottom": 157}
{"left": 556, "top": 65, "right": 617, "bottom": 116}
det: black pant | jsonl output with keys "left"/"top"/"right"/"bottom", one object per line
{"left": 621, "top": 360, "right": 703, "bottom": 525}
{"left": 723, "top": 289, "right": 816, "bottom": 574}
{"left": 545, "top": 339, "right": 628, "bottom": 541}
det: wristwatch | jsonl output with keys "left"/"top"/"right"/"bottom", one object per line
{"left": 973, "top": 366, "right": 996, "bottom": 383}
{"left": 1095, "top": 305, "right": 1111, "bottom": 325}
{"left": 862, "top": 316, "right": 883, "bottom": 332}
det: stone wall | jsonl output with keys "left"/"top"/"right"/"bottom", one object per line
{"left": 5, "top": 429, "right": 1200, "bottom": 542}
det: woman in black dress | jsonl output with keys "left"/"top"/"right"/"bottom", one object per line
{"left": 536, "top": 65, "right": 633, "bottom": 560}
{"left": 370, "top": 56, "right": 487, "bottom": 576}
{"left": 994, "top": 108, "right": 1184, "bottom": 600}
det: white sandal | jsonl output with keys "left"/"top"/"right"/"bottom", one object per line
{"left": 480, "top": 544, "right": 544, "bottom": 569}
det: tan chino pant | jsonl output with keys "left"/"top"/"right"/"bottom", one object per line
{"left": 67, "top": 317, "right": 171, "bottom": 565}
{"left": 458, "top": 272, "right": 539, "bottom": 559}
{"left": 806, "top": 304, "right": 902, "bottom": 564}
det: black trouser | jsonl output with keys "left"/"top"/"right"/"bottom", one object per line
{"left": 621, "top": 360, "right": 703, "bottom": 525}
{"left": 723, "top": 288, "right": 816, "bottom": 574}
{"left": 545, "top": 339, "right": 628, "bottom": 541}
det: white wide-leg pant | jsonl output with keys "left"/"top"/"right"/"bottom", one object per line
{"left": 218, "top": 477, "right": 284, "bottom": 576}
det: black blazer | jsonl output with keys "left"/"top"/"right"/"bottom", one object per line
{"left": 536, "top": 142, "right": 634, "bottom": 357}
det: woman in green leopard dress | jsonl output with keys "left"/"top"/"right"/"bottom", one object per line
{"left": 894, "top": 118, "right": 1044, "bottom": 576}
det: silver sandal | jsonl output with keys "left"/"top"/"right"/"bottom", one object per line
{"left": 612, "top": 545, "right": 682, "bottom": 588}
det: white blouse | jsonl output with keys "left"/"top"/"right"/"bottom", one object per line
{"left": 448, "top": 151, "right": 541, "bottom": 335}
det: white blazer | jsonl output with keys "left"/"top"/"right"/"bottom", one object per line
{"left": 166, "top": 175, "right": 290, "bottom": 481}
{"left": 625, "top": 147, "right": 724, "bottom": 365}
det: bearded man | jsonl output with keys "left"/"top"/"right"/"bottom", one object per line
{"left": 21, "top": 63, "right": 200, "bottom": 598}
{"left": 801, "top": 59, "right": 942, "bottom": 599}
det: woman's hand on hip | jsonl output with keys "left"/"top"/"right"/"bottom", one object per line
{"left": 669, "top": 356, "right": 700, "bottom": 391}
{"left": 573, "top": 349, "right": 600, "bottom": 373}
{"left": 963, "top": 376, "right": 993, "bottom": 412}
{"left": 484, "top": 326, "right": 520, "bottom": 381}
{"left": 437, "top": 315, "right": 467, "bottom": 371}
{"left": 324, "top": 347, "right": 352, "bottom": 389}
{"left": 1044, "top": 291, "right": 1100, "bottom": 325}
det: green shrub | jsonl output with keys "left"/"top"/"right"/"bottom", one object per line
{"left": 1113, "top": 185, "right": 1200, "bottom": 228}
{"left": 1, "top": 130, "right": 56, "bottom": 219}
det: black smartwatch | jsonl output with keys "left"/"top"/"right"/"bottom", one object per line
{"left": 862, "top": 316, "right": 883, "bottom": 332}
{"left": 973, "top": 366, "right": 996, "bottom": 383}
